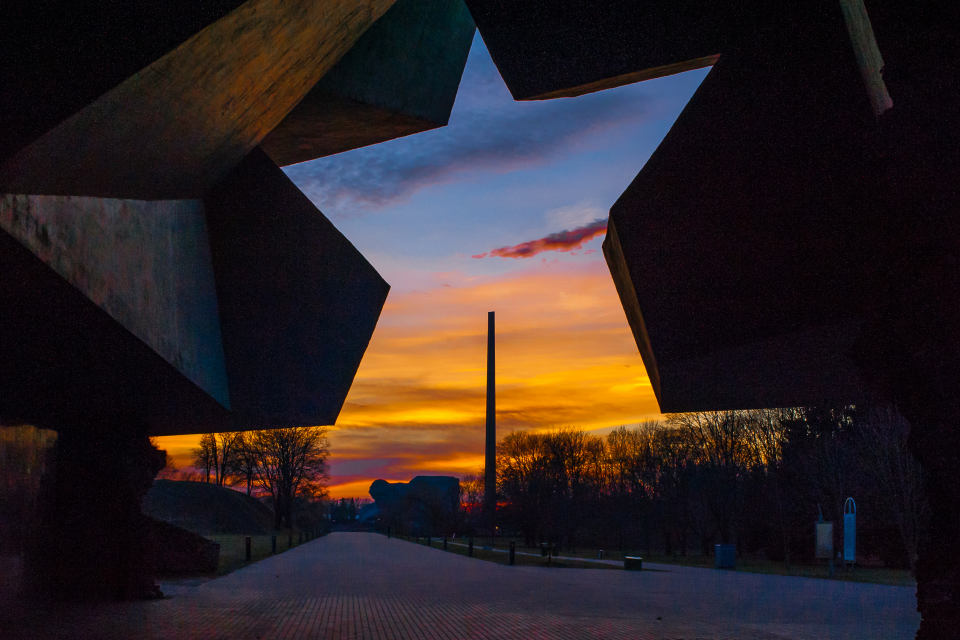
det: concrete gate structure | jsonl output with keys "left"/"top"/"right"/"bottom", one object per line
{"left": 467, "top": 2, "right": 958, "bottom": 637}
{"left": 2, "top": 1, "right": 958, "bottom": 638}
{"left": 1, "top": 0, "right": 474, "bottom": 601}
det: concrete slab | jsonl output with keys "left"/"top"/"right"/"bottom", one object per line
{"left": 3, "top": 532, "right": 919, "bottom": 639}
{"left": 262, "top": 0, "right": 475, "bottom": 165}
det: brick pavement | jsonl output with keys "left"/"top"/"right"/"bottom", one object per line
{"left": 1, "top": 532, "right": 918, "bottom": 639}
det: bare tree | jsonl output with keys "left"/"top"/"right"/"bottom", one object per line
{"left": 192, "top": 432, "right": 242, "bottom": 486}
{"left": 247, "top": 426, "right": 330, "bottom": 529}
{"left": 668, "top": 411, "right": 753, "bottom": 545}
{"left": 854, "top": 404, "right": 929, "bottom": 571}
{"left": 498, "top": 431, "right": 550, "bottom": 545}
{"left": 649, "top": 425, "right": 695, "bottom": 555}
{"left": 606, "top": 424, "right": 659, "bottom": 552}
{"left": 459, "top": 471, "right": 485, "bottom": 531}
{"left": 742, "top": 408, "right": 796, "bottom": 564}
{"left": 228, "top": 432, "right": 259, "bottom": 496}
{"left": 193, "top": 433, "right": 215, "bottom": 483}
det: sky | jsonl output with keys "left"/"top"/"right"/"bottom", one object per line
{"left": 156, "top": 34, "right": 708, "bottom": 498}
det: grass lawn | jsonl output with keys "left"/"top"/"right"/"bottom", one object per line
{"left": 392, "top": 535, "right": 915, "bottom": 586}
{"left": 207, "top": 530, "right": 312, "bottom": 575}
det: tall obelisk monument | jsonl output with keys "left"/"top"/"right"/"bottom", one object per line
{"left": 484, "top": 310, "right": 496, "bottom": 536}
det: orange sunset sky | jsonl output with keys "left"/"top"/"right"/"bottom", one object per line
{"left": 155, "top": 37, "right": 708, "bottom": 498}
{"left": 157, "top": 258, "right": 662, "bottom": 498}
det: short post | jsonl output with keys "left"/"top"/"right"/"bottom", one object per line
{"left": 426, "top": 536, "right": 431, "bottom": 547}
{"left": 387, "top": 526, "right": 391, "bottom": 539}
{"left": 509, "top": 541, "right": 516, "bottom": 565}
{"left": 288, "top": 531, "right": 293, "bottom": 548}
{"left": 271, "top": 535, "right": 277, "bottom": 554}
{"left": 468, "top": 537, "right": 474, "bottom": 557}
{"left": 245, "top": 536, "right": 252, "bottom": 561}
{"left": 443, "top": 536, "right": 448, "bottom": 550}
{"left": 299, "top": 531, "right": 303, "bottom": 544}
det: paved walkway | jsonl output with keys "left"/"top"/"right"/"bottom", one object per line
{"left": 2, "top": 532, "right": 918, "bottom": 639}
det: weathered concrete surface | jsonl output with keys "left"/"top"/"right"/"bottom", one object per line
{"left": 204, "top": 148, "right": 389, "bottom": 429}
{"left": 263, "top": 0, "right": 475, "bottom": 165}
{"left": 0, "top": 226, "right": 231, "bottom": 434}
{"left": 603, "top": 4, "right": 878, "bottom": 412}
{"left": 0, "top": 1, "right": 248, "bottom": 164}
{"left": 2, "top": 532, "right": 920, "bottom": 638}
{"left": 0, "top": 0, "right": 397, "bottom": 199}
{"left": 0, "top": 153, "right": 390, "bottom": 437}
{"left": 0, "top": 153, "right": 391, "bottom": 435}
{"left": 0, "top": 195, "right": 229, "bottom": 408}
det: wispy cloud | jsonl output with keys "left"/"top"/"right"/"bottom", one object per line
{"left": 473, "top": 218, "right": 607, "bottom": 259}
{"left": 283, "top": 39, "right": 655, "bottom": 216}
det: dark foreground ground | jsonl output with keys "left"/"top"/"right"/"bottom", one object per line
{"left": 1, "top": 532, "right": 918, "bottom": 639}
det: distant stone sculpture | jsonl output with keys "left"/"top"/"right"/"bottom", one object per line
{"left": 369, "top": 476, "right": 460, "bottom": 536}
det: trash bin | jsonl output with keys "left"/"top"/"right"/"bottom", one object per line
{"left": 714, "top": 544, "right": 736, "bottom": 569}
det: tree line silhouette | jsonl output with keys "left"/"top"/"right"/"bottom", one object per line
{"left": 469, "top": 404, "right": 926, "bottom": 569}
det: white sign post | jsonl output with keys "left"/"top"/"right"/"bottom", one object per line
{"left": 816, "top": 515, "right": 834, "bottom": 577}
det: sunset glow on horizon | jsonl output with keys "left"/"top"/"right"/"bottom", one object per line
{"left": 155, "top": 35, "right": 708, "bottom": 499}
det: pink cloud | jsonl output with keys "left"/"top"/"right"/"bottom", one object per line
{"left": 474, "top": 218, "right": 607, "bottom": 259}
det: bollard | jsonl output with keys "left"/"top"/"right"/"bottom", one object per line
{"left": 245, "top": 536, "right": 252, "bottom": 561}
{"left": 509, "top": 541, "right": 516, "bottom": 565}
{"left": 387, "top": 526, "right": 391, "bottom": 539}
{"left": 468, "top": 537, "right": 474, "bottom": 557}
{"left": 299, "top": 531, "right": 303, "bottom": 544}
{"left": 288, "top": 532, "right": 293, "bottom": 548}
{"left": 272, "top": 535, "right": 277, "bottom": 554}
{"left": 443, "top": 536, "right": 448, "bottom": 551}
{"left": 427, "top": 536, "right": 431, "bottom": 547}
